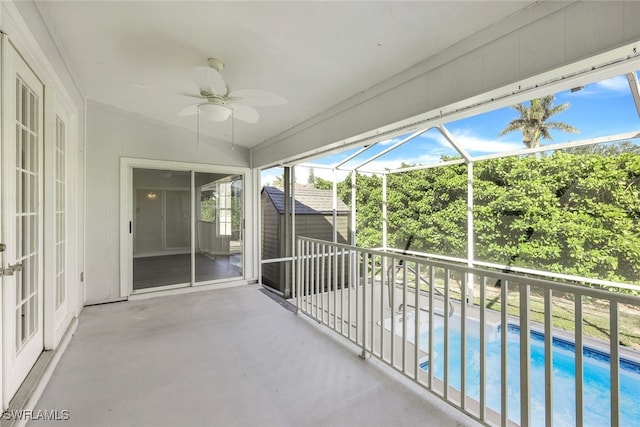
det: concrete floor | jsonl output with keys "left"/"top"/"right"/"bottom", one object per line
{"left": 31, "top": 285, "right": 480, "bottom": 427}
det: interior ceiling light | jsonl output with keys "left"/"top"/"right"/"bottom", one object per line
{"left": 199, "top": 101, "right": 232, "bottom": 122}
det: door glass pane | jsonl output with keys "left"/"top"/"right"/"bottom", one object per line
{"left": 55, "top": 117, "right": 66, "bottom": 307}
{"left": 165, "top": 190, "right": 191, "bottom": 248}
{"left": 133, "top": 169, "right": 192, "bottom": 290}
{"left": 194, "top": 172, "right": 243, "bottom": 283}
{"left": 14, "top": 76, "right": 40, "bottom": 350}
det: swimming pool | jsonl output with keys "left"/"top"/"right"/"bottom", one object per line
{"left": 385, "top": 312, "right": 640, "bottom": 426}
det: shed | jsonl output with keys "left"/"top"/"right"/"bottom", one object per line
{"left": 261, "top": 186, "right": 351, "bottom": 293}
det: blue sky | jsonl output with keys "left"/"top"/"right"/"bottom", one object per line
{"left": 262, "top": 71, "right": 640, "bottom": 184}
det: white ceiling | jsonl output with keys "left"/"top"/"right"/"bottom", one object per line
{"left": 36, "top": 1, "right": 535, "bottom": 148}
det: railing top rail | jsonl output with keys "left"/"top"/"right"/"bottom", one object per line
{"left": 381, "top": 246, "right": 640, "bottom": 294}
{"left": 297, "top": 237, "right": 640, "bottom": 305}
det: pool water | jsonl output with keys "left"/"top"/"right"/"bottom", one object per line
{"left": 387, "top": 313, "right": 640, "bottom": 426}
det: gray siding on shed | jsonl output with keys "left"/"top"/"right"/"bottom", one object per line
{"left": 261, "top": 187, "right": 351, "bottom": 292}
{"left": 295, "top": 215, "right": 349, "bottom": 243}
{"left": 261, "top": 190, "right": 282, "bottom": 288}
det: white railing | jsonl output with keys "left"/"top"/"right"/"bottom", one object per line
{"left": 295, "top": 237, "right": 640, "bottom": 427}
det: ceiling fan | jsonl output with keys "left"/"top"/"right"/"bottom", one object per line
{"left": 178, "top": 58, "right": 287, "bottom": 124}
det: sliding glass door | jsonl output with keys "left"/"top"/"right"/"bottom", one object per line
{"left": 194, "top": 173, "right": 243, "bottom": 283}
{"left": 132, "top": 169, "right": 191, "bottom": 290}
{"left": 131, "top": 168, "right": 243, "bottom": 292}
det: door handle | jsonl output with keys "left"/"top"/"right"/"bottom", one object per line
{"left": 1, "top": 262, "right": 23, "bottom": 276}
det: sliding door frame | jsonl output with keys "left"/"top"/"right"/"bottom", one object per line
{"left": 119, "top": 157, "right": 250, "bottom": 298}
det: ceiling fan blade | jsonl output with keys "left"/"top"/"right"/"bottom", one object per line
{"left": 191, "top": 66, "right": 227, "bottom": 95}
{"left": 131, "top": 82, "right": 167, "bottom": 90}
{"left": 231, "top": 104, "right": 259, "bottom": 124}
{"left": 178, "top": 92, "right": 204, "bottom": 100}
{"left": 132, "top": 83, "right": 203, "bottom": 100}
{"left": 227, "top": 89, "right": 287, "bottom": 106}
{"left": 177, "top": 104, "right": 200, "bottom": 117}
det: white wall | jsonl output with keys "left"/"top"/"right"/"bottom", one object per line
{"left": 252, "top": 1, "right": 640, "bottom": 167}
{"left": 85, "top": 100, "right": 250, "bottom": 303}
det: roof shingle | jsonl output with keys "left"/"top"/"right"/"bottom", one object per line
{"left": 262, "top": 186, "right": 350, "bottom": 215}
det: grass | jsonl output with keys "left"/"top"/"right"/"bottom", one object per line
{"left": 481, "top": 287, "right": 640, "bottom": 350}
{"left": 383, "top": 268, "right": 640, "bottom": 351}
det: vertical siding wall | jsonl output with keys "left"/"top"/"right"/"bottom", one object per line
{"left": 85, "top": 101, "right": 250, "bottom": 303}
{"left": 261, "top": 197, "right": 351, "bottom": 291}
{"left": 260, "top": 191, "right": 281, "bottom": 287}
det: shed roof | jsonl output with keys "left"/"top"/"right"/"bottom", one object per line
{"left": 262, "top": 186, "right": 350, "bottom": 215}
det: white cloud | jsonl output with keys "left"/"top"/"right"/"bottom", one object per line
{"left": 290, "top": 129, "right": 524, "bottom": 178}
{"left": 378, "top": 137, "right": 402, "bottom": 146}
{"left": 572, "top": 75, "right": 630, "bottom": 97}
{"left": 260, "top": 168, "right": 283, "bottom": 186}
{"left": 366, "top": 154, "right": 448, "bottom": 172}
{"left": 594, "top": 75, "right": 629, "bottom": 93}
{"left": 425, "top": 129, "right": 522, "bottom": 154}
{"left": 311, "top": 168, "right": 350, "bottom": 182}
{"left": 327, "top": 130, "right": 523, "bottom": 172}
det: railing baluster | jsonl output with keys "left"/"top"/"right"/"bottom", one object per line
{"left": 444, "top": 268, "right": 450, "bottom": 400}
{"left": 320, "top": 243, "right": 325, "bottom": 324}
{"left": 402, "top": 261, "right": 408, "bottom": 374}
{"left": 381, "top": 254, "right": 386, "bottom": 361}
{"left": 610, "top": 301, "right": 620, "bottom": 427}
{"left": 305, "top": 240, "right": 310, "bottom": 314}
{"left": 308, "top": 241, "right": 313, "bottom": 315}
{"left": 308, "top": 240, "right": 312, "bottom": 315}
{"left": 296, "top": 239, "right": 301, "bottom": 313}
{"left": 324, "top": 244, "right": 329, "bottom": 326}
{"left": 333, "top": 245, "right": 338, "bottom": 332}
{"left": 575, "top": 294, "right": 583, "bottom": 427}
{"left": 520, "top": 283, "right": 531, "bottom": 427}
{"left": 355, "top": 250, "right": 360, "bottom": 346}
{"left": 391, "top": 258, "right": 396, "bottom": 368}
{"left": 361, "top": 252, "right": 369, "bottom": 359}
{"left": 460, "top": 272, "right": 467, "bottom": 410}
{"left": 313, "top": 244, "right": 320, "bottom": 320}
{"left": 371, "top": 253, "right": 376, "bottom": 355}
{"left": 324, "top": 243, "right": 329, "bottom": 324}
{"left": 340, "top": 247, "right": 345, "bottom": 336}
{"left": 347, "top": 248, "right": 352, "bottom": 340}
{"left": 428, "top": 265, "right": 434, "bottom": 390}
{"left": 349, "top": 250, "right": 360, "bottom": 343}
{"left": 544, "top": 288, "right": 553, "bottom": 427}
{"left": 305, "top": 241, "right": 313, "bottom": 315}
{"left": 501, "top": 279, "right": 509, "bottom": 426}
{"left": 414, "top": 263, "right": 420, "bottom": 381}
{"left": 480, "top": 275, "right": 486, "bottom": 421}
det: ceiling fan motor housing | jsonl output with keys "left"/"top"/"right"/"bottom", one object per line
{"left": 207, "top": 57, "right": 224, "bottom": 72}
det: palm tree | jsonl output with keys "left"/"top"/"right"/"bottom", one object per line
{"left": 499, "top": 95, "right": 578, "bottom": 148}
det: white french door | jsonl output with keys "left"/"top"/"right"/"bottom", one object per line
{"left": 1, "top": 41, "right": 45, "bottom": 405}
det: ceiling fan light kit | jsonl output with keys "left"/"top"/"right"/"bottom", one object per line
{"left": 199, "top": 101, "right": 232, "bottom": 122}
{"left": 178, "top": 57, "right": 287, "bottom": 125}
